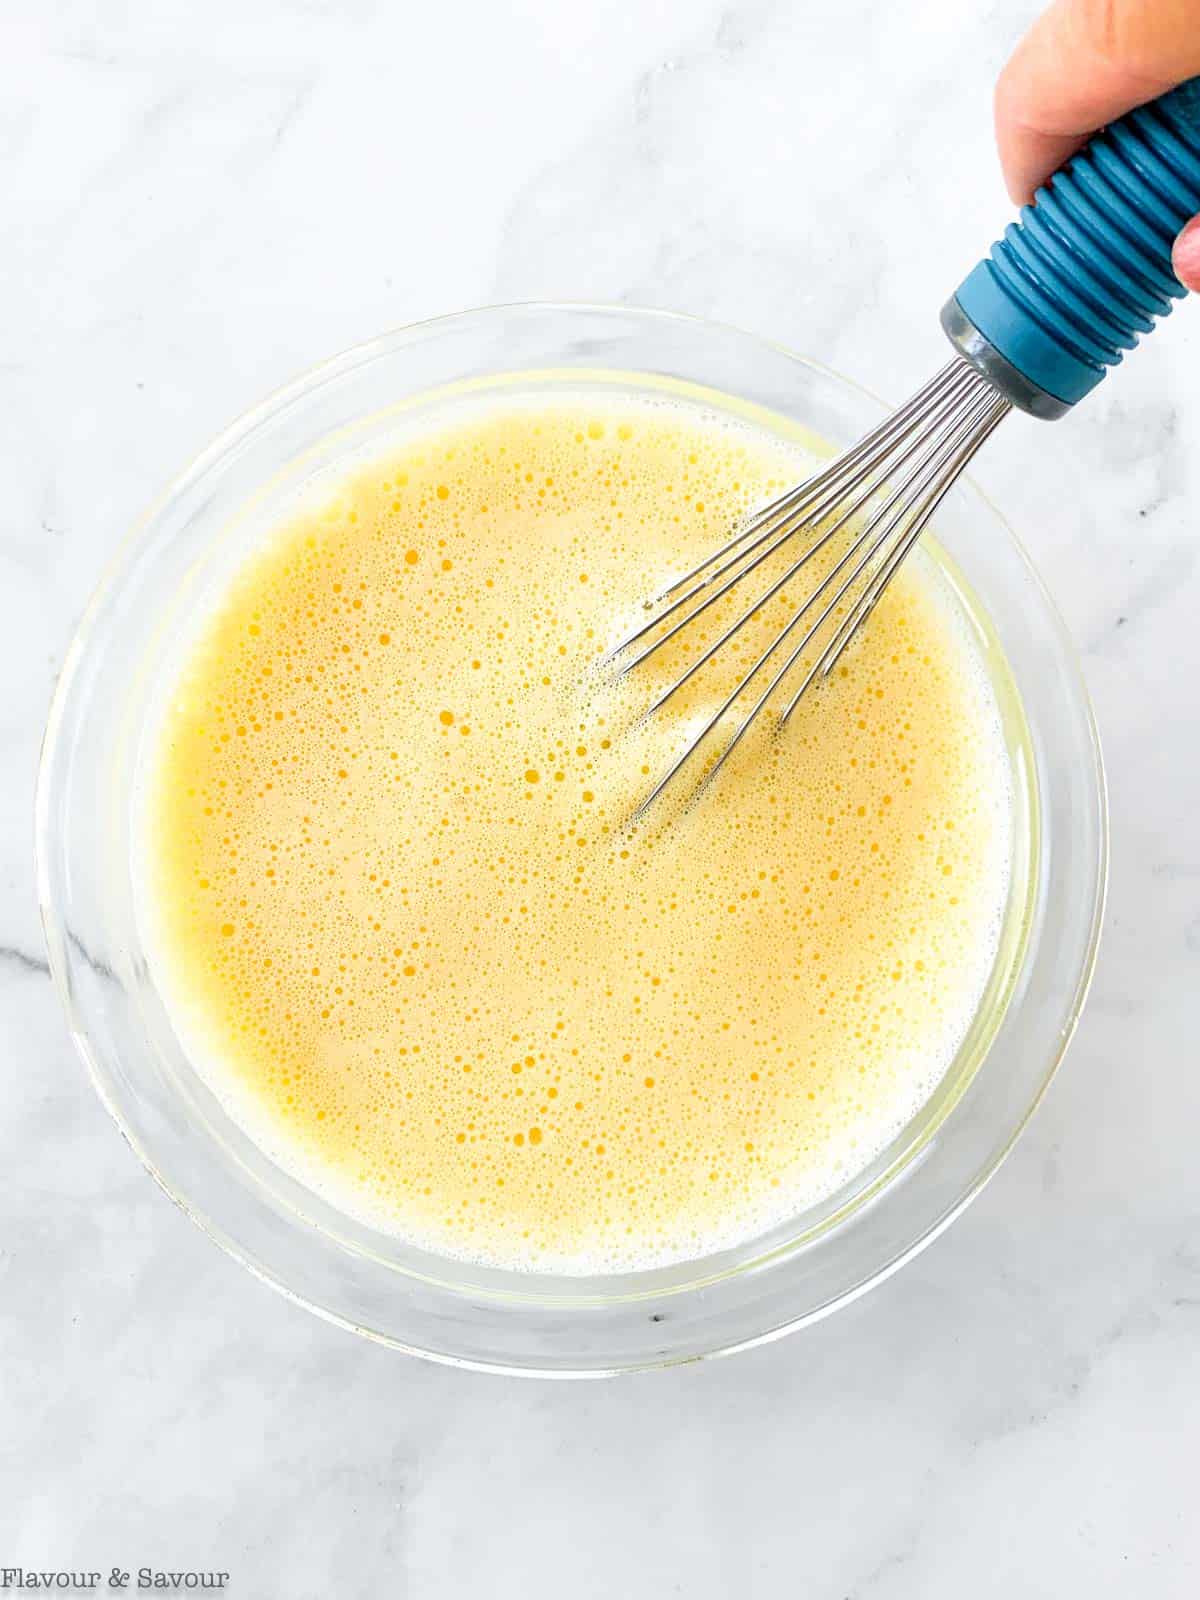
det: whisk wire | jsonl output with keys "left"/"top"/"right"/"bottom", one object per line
{"left": 609, "top": 366, "right": 979, "bottom": 681}
{"left": 781, "top": 389, "right": 1010, "bottom": 721}
{"left": 647, "top": 386, "right": 1008, "bottom": 812}
{"left": 650, "top": 356, "right": 970, "bottom": 602}
{"left": 618, "top": 358, "right": 1011, "bottom": 815}
{"left": 608, "top": 362, "right": 976, "bottom": 668}
{"left": 641, "top": 376, "right": 986, "bottom": 722}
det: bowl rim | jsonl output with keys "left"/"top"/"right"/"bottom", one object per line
{"left": 35, "top": 301, "right": 1108, "bottom": 1375}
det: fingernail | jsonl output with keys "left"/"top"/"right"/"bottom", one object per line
{"left": 1172, "top": 216, "right": 1200, "bottom": 293}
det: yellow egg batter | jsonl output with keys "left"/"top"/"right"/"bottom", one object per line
{"left": 144, "top": 389, "right": 1013, "bottom": 1271}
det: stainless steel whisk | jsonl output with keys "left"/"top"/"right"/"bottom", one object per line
{"left": 609, "top": 79, "right": 1200, "bottom": 814}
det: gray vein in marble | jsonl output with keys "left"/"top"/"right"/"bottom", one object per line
{"left": 0, "top": 943, "right": 50, "bottom": 977}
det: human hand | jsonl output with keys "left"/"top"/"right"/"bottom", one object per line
{"left": 995, "top": 0, "right": 1200, "bottom": 289}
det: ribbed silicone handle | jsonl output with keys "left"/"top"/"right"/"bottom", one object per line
{"left": 951, "top": 77, "right": 1200, "bottom": 409}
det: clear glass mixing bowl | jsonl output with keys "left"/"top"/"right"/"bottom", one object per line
{"left": 36, "top": 305, "right": 1106, "bottom": 1375}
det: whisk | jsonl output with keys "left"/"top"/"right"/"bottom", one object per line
{"left": 612, "top": 78, "right": 1200, "bottom": 815}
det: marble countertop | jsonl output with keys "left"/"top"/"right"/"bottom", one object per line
{"left": 3, "top": 1, "right": 1198, "bottom": 1593}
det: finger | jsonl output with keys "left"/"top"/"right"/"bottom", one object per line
{"left": 995, "top": 0, "right": 1200, "bottom": 203}
{"left": 1173, "top": 215, "right": 1200, "bottom": 290}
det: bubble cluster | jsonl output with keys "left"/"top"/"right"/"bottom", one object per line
{"left": 146, "top": 392, "right": 1012, "bottom": 1272}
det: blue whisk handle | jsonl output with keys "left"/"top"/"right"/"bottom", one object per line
{"left": 943, "top": 77, "right": 1200, "bottom": 417}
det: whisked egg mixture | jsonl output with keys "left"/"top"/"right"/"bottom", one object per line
{"left": 143, "top": 387, "right": 1015, "bottom": 1271}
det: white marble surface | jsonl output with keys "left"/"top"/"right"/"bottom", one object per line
{"left": 3, "top": 0, "right": 1199, "bottom": 1593}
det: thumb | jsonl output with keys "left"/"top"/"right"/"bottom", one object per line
{"left": 1173, "top": 215, "right": 1200, "bottom": 292}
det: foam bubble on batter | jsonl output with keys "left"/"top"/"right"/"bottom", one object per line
{"left": 142, "top": 392, "right": 1014, "bottom": 1272}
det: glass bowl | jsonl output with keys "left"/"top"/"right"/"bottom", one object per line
{"left": 36, "top": 305, "right": 1106, "bottom": 1375}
